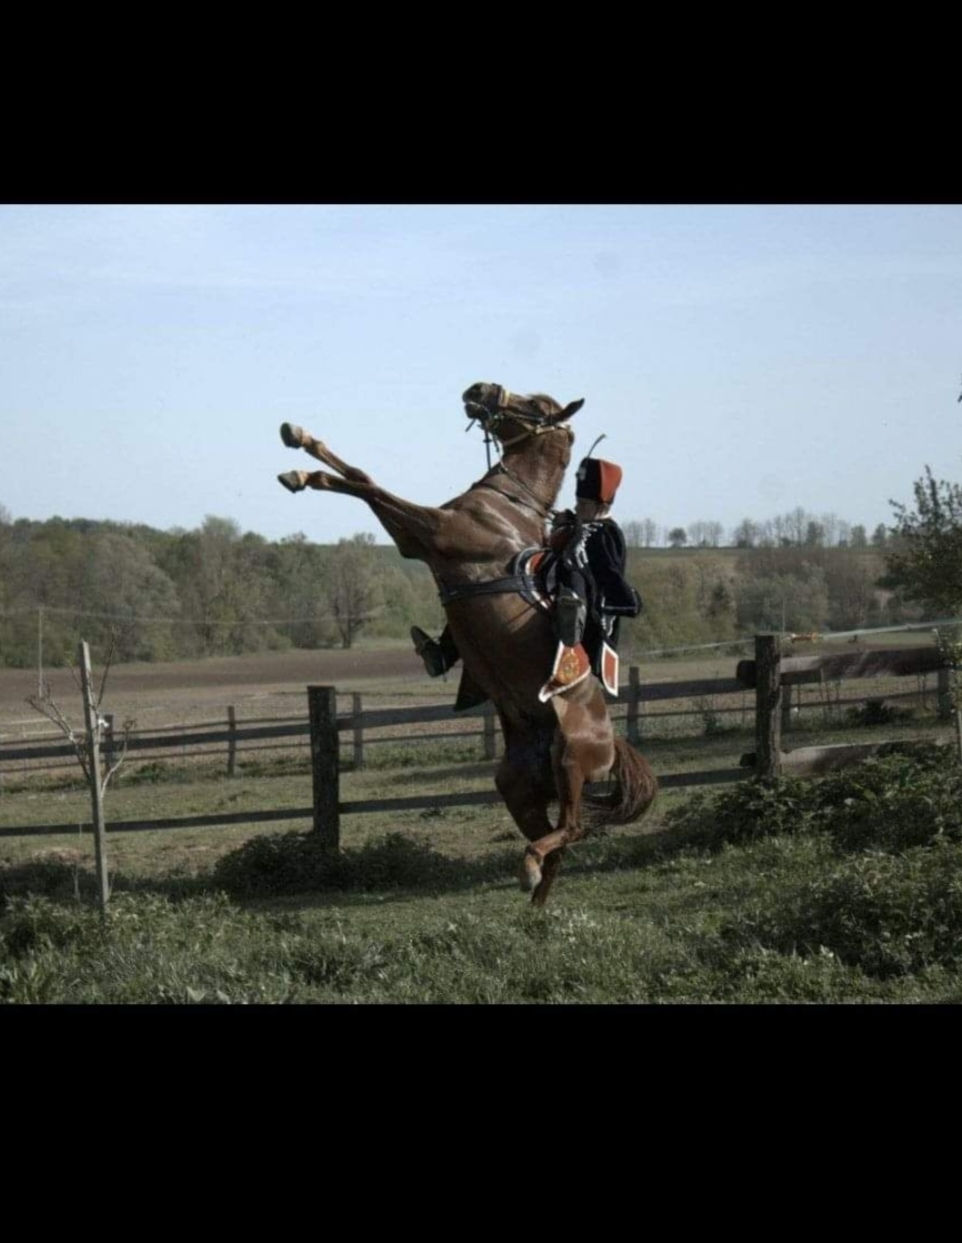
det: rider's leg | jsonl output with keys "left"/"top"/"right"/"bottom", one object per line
{"left": 410, "top": 624, "right": 460, "bottom": 677}
{"left": 555, "top": 569, "right": 588, "bottom": 648}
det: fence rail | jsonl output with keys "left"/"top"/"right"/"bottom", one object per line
{"left": 2, "top": 637, "right": 958, "bottom": 842}
{"left": 6, "top": 662, "right": 943, "bottom": 776}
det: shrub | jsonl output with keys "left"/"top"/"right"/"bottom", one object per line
{"left": 845, "top": 699, "right": 914, "bottom": 728}
{"left": 808, "top": 747, "right": 962, "bottom": 853}
{"left": 722, "top": 842, "right": 962, "bottom": 978}
{"left": 212, "top": 830, "right": 463, "bottom": 898}
{"left": 662, "top": 776, "right": 818, "bottom": 850}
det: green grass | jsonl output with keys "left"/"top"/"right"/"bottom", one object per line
{"left": 4, "top": 823, "right": 960, "bottom": 1004}
{"left": 3, "top": 717, "right": 962, "bottom": 1004}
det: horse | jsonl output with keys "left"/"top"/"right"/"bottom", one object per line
{"left": 276, "top": 381, "right": 658, "bottom": 906}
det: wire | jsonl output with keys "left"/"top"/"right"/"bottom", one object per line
{"left": 0, "top": 605, "right": 345, "bottom": 627}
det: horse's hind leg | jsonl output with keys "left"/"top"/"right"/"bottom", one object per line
{"left": 278, "top": 469, "right": 349, "bottom": 494}
{"left": 495, "top": 731, "right": 557, "bottom": 903}
{"left": 522, "top": 742, "right": 588, "bottom": 907}
{"left": 279, "top": 423, "right": 374, "bottom": 485}
{"left": 521, "top": 697, "right": 612, "bottom": 905}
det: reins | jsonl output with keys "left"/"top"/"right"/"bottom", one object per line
{"left": 439, "top": 400, "right": 572, "bottom": 608}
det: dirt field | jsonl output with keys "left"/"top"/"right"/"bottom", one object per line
{"left": 0, "top": 644, "right": 430, "bottom": 735}
{"left": 0, "top": 641, "right": 744, "bottom": 733}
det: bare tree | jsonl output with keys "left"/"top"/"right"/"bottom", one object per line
{"left": 786, "top": 507, "right": 809, "bottom": 545}
{"left": 622, "top": 521, "right": 645, "bottom": 548}
{"left": 328, "top": 533, "right": 380, "bottom": 649}
{"left": 732, "top": 518, "right": 759, "bottom": 548}
{"left": 27, "top": 636, "right": 133, "bottom": 909}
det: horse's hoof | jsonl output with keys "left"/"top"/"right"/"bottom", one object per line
{"left": 280, "top": 423, "right": 305, "bottom": 449}
{"left": 520, "top": 852, "right": 542, "bottom": 893}
{"left": 277, "top": 471, "right": 306, "bottom": 493}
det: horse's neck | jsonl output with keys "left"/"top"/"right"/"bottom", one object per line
{"left": 499, "top": 435, "right": 569, "bottom": 511}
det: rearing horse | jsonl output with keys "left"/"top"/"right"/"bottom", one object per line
{"left": 277, "top": 382, "right": 657, "bottom": 906}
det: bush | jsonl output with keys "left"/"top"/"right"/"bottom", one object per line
{"left": 722, "top": 842, "right": 962, "bottom": 978}
{"left": 809, "top": 748, "right": 962, "bottom": 853}
{"left": 662, "top": 776, "right": 818, "bottom": 850}
{"left": 845, "top": 699, "right": 914, "bottom": 728}
{"left": 662, "top": 746, "right": 962, "bottom": 856}
{"left": 212, "top": 830, "right": 465, "bottom": 898}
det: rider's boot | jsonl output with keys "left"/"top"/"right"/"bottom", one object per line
{"left": 410, "top": 626, "right": 452, "bottom": 678}
{"left": 555, "top": 588, "right": 587, "bottom": 648}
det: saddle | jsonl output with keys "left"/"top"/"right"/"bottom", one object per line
{"left": 450, "top": 546, "right": 554, "bottom": 711}
{"left": 448, "top": 543, "right": 620, "bottom": 710}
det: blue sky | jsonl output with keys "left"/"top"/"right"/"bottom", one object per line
{"left": 2, "top": 203, "right": 960, "bottom": 544}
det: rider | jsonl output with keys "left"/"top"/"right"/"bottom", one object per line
{"left": 552, "top": 455, "right": 642, "bottom": 666}
{"left": 410, "top": 453, "right": 641, "bottom": 680}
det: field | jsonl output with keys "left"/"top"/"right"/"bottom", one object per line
{"left": 0, "top": 644, "right": 430, "bottom": 732}
{"left": 3, "top": 638, "right": 962, "bottom": 1004}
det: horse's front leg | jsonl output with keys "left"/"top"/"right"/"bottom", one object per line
{"left": 280, "top": 423, "right": 373, "bottom": 485}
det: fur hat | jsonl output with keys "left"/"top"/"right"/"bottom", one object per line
{"left": 575, "top": 457, "right": 623, "bottom": 505}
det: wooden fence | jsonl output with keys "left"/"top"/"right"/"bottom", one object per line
{"left": 739, "top": 633, "right": 960, "bottom": 779}
{"left": 2, "top": 636, "right": 958, "bottom": 845}
{"left": 0, "top": 677, "right": 675, "bottom": 779}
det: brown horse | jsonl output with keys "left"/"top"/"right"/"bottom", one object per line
{"left": 277, "top": 382, "right": 657, "bottom": 906}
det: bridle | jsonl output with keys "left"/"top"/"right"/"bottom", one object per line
{"left": 465, "top": 385, "right": 573, "bottom": 465}
{"left": 434, "top": 386, "right": 574, "bottom": 607}
{"left": 463, "top": 387, "right": 574, "bottom": 522}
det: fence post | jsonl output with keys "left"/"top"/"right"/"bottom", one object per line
{"left": 308, "top": 685, "right": 340, "bottom": 850}
{"left": 938, "top": 667, "right": 953, "bottom": 722}
{"left": 352, "top": 692, "right": 364, "bottom": 769}
{"left": 227, "top": 705, "right": 237, "bottom": 778}
{"left": 483, "top": 700, "right": 497, "bottom": 760}
{"left": 755, "top": 633, "right": 783, "bottom": 779}
{"left": 627, "top": 666, "right": 641, "bottom": 745}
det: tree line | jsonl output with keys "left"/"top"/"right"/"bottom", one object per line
{"left": 1, "top": 467, "right": 958, "bottom": 669}
{"left": 0, "top": 514, "right": 447, "bottom": 668}
{"left": 622, "top": 508, "right": 891, "bottom": 550}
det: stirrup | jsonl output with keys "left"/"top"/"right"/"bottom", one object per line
{"left": 410, "top": 626, "right": 447, "bottom": 678}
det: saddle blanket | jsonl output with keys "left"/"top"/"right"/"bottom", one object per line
{"left": 538, "top": 640, "right": 619, "bottom": 702}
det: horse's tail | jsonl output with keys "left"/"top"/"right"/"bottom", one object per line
{"left": 584, "top": 738, "right": 658, "bottom": 827}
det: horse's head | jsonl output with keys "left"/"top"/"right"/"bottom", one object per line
{"left": 462, "top": 382, "right": 584, "bottom": 447}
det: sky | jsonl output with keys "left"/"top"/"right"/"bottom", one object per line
{"left": 1, "top": 203, "right": 960, "bottom": 546}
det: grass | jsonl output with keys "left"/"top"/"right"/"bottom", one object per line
{"left": 4, "top": 821, "right": 960, "bottom": 1004}
{"left": 3, "top": 720, "right": 962, "bottom": 1003}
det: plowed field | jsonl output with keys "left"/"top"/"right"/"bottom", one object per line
{"left": 0, "top": 645, "right": 429, "bottom": 734}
